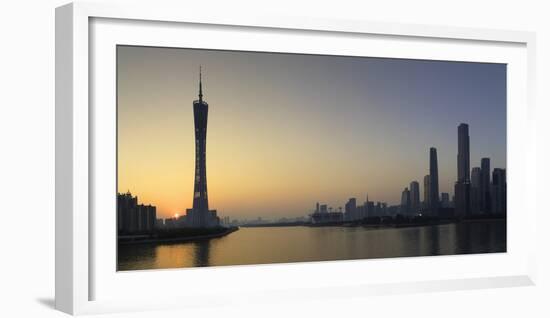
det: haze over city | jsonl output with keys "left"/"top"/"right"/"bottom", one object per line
{"left": 117, "top": 45, "right": 506, "bottom": 220}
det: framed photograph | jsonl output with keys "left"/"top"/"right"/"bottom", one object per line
{"left": 56, "top": 2, "right": 537, "bottom": 315}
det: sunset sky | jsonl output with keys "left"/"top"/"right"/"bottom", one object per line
{"left": 117, "top": 45, "right": 506, "bottom": 220}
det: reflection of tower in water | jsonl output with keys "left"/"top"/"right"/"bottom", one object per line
{"left": 192, "top": 240, "right": 211, "bottom": 267}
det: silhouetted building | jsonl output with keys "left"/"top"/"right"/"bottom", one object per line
{"left": 185, "top": 68, "right": 220, "bottom": 228}
{"left": 320, "top": 204, "right": 328, "bottom": 213}
{"left": 429, "top": 147, "right": 440, "bottom": 216}
{"left": 117, "top": 191, "right": 156, "bottom": 234}
{"left": 423, "top": 174, "right": 431, "bottom": 210}
{"left": 441, "top": 192, "right": 450, "bottom": 208}
{"left": 457, "top": 124, "right": 470, "bottom": 183}
{"left": 410, "top": 181, "right": 420, "bottom": 214}
{"left": 470, "top": 167, "right": 482, "bottom": 214}
{"left": 400, "top": 187, "right": 411, "bottom": 215}
{"left": 454, "top": 124, "right": 471, "bottom": 218}
{"left": 480, "top": 158, "right": 491, "bottom": 214}
{"left": 491, "top": 168, "right": 507, "bottom": 215}
{"left": 345, "top": 198, "right": 358, "bottom": 221}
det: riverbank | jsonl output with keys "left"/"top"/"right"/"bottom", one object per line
{"left": 118, "top": 226, "right": 239, "bottom": 245}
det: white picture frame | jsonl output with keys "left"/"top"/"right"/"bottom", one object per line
{"left": 55, "top": 1, "right": 537, "bottom": 315}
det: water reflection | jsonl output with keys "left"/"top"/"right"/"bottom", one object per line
{"left": 118, "top": 220, "right": 506, "bottom": 271}
{"left": 193, "top": 240, "right": 211, "bottom": 267}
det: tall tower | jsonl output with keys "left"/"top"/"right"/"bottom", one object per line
{"left": 455, "top": 123, "right": 471, "bottom": 217}
{"left": 186, "top": 67, "right": 218, "bottom": 228}
{"left": 429, "top": 147, "right": 440, "bottom": 216}
{"left": 457, "top": 124, "right": 470, "bottom": 182}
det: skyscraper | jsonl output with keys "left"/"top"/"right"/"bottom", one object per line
{"left": 480, "top": 158, "right": 491, "bottom": 214}
{"left": 423, "top": 174, "right": 431, "bottom": 210}
{"left": 454, "top": 123, "right": 471, "bottom": 217}
{"left": 429, "top": 147, "right": 440, "bottom": 216}
{"left": 409, "top": 181, "right": 420, "bottom": 214}
{"left": 441, "top": 192, "right": 450, "bottom": 208}
{"left": 457, "top": 124, "right": 470, "bottom": 183}
{"left": 345, "top": 198, "right": 357, "bottom": 221}
{"left": 401, "top": 187, "right": 411, "bottom": 215}
{"left": 470, "top": 167, "right": 482, "bottom": 214}
{"left": 491, "top": 168, "right": 507, "bottom": 215}
{"left": 186, "top": 68, "right": 219, "bottom": 228}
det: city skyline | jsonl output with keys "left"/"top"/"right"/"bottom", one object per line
{"left": 117, "top": 45, "right": 506, "bottom": 219}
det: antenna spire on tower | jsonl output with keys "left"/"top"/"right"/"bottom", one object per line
{"left": 199, "top": 65, "right": 203, "bottom": 102}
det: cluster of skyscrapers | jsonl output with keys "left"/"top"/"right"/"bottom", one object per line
{"left": 117, "top": 191, "right": 157, "bottom": 234}
{"left": 311, "top": 123, "right": 506, "bottom": 224}
{"left": 400, "top": 123, "right": 506, "bottom": 218}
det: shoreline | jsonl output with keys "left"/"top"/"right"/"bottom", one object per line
{"left": 118, "top": 226, "right": 239, "bottom": 246}
{"left": 240, "top": 217, "right": 505, "bottom": 229}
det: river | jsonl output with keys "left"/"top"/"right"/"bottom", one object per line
{"left": 117, "top": 219, "right": 506, "bottom": 271}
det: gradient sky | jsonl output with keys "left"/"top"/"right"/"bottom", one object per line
{"left": 117, "top": 45, "right": 506, "bottom": 220}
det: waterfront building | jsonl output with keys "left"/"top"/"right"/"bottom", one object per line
{"left": 429, "top": 147, "right": 440, "bottom": 216}
{"left": 400, "top": 187, "right": 411, "bottom": 215}
{"left": 410, "top": 181, "right": 420, "bottom": 214}
{"left": 320, "top": 204, "right": 328, "bottom": 213}
{"left": 117, "top": 191, "right": 156, "bottom": 233}
{"left": 441, "top": 192, "right": 450, "bottom": 208}
{"left": 491, "top": 168, "right": 507, "bottom": 215}
{"left": 185, "top": 68, "right": 220, "bottom": 228}
{"left": 156, "top": 218, "right": 164, "bottom": 229}
{"left": 470, "top": 167, "right": 482, "bottom": 214}
{"left": 423, "top": 174, "right": 431, "bottom": 210}
{"left": 480, "top": 158, "right": 491, "bottom": 214}
{"left": 454, "top": 123, "right": 471, "bottom": 218}
{"left": 457, "top": 124, "right": 470, "bottom": 183}
{"left": 345, "top": 198, "right": 358, "bottom": 221}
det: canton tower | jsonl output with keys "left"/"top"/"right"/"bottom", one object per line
{"left": 187, "top": 67, "right": 218, "bottom": 227}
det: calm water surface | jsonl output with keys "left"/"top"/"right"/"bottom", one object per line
{"left": 118, "top": 220, "right": 506, "bottom": 271}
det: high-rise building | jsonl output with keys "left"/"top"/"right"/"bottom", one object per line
{"left": 480, "top": 158, "right": 491, "bottom": 214}
{"left": 470, "top": 167, "right": 482, "bottom": 214}
{"left": 117, "top": 191, "right": 156, "bottom": 233}
{"left": 454, "top": 123, "right": 471, "bottom": 218}
{"left": 441, "top": 192, "right": 450, "bottom": 208}
{"left": 400, "top": 187, "right": 411, "bottom": 215}
{"left": 491, "top": 168, "right": 507, "bottom": 215}
{"left": 186, "top": 68, "right": 220, "bottom": 228}
{"left": 423, "top": 174, "right": 431, "bottom": 210}
{"left": 457, "top": 124, "right": 470, "bottom": 183}
{"left": 345, "top": 198, "right": 357, "bottom": 221}
{"left": 409, "top": 181, "right": 420, "bottom": 214}
{"left": 429, "top": 147, "right": 440, "bottom": 216}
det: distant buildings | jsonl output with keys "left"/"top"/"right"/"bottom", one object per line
{"left": 117, "top": 191, "right": 156, "bottom": 234}
{"left": 311, "top": 202, "right": 344, "bottom": 224}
